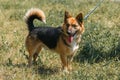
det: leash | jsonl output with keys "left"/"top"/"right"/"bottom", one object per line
{"left": 84, "top": 0, "right": 104, "bottom": 20}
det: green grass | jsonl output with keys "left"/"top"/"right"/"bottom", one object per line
{"left": 0, "top": 0, "right": 120, "bottom": 80}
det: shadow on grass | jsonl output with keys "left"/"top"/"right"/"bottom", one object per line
{"left": 75, "top": 39, "right": 120, "bottom": 64}
{"left": 36, "top": 65, "right": 59, "bottom": 75}
{"left": 5, "top": 58, "right": 59, "bottom": 75}
{"left": 109, "top": 39, "right": 120, "bottom": 59}
{"left": 5, "top": 58, "right": 27, "bottom": 68}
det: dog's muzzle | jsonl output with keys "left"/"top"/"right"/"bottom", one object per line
{"left": 67, "top": 30, "right": 73, "bottom": 36}
{"left": 67, "top": 30, "right": 77, "bottom": 36}
{"left": 67, "top": 30, "right": 78, "bottom": 43}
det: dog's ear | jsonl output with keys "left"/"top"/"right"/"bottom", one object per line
{"left": 76, "top": 13, "right": 83, "bottom": 24}
{"left": 64, "top": 11, "right": 71, "bottom": 22}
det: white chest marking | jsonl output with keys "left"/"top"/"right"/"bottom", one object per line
{"left": 70, "top": 35, "right": 81, "bottom": 52}
{"left": 71, "top": 41, "right": 79, "bottom": 52}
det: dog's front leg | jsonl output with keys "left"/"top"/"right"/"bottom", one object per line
{"left": 60, "top": 54, "right": 69, "bottom": 73}
{"left": 67, "top": 54, "right": 74, "bottom": 71}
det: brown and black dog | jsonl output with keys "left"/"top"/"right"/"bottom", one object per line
{"left": 24, "top": 8, "right": 84, "bottom": 73}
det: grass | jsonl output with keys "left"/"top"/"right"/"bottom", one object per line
{"left": 0, "top": 0, "right": 120, "bottom": 80}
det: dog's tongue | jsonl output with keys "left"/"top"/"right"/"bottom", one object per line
{"left": 68, "top": 36, "right": 73, "bottom": 43}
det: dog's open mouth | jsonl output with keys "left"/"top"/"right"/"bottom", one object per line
{"left": 67, "top": 30, "right": 78, "bottom": 43}
{"left": 61, "top": 29, "right": 78, "bottom": 43}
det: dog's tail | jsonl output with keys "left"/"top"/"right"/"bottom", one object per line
{"left": 24, "top": 8, "right": 46, "bottom": 32}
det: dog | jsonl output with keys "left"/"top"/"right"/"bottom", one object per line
{"left": 24, "top": 8, "right": 84, "bottom": 73}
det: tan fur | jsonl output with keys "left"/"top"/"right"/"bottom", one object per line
{"left": 24, "top": 8, "right": 46, "bottom": 23}
{"left": 25, "top": 8, "right": 84, "bottom": 73}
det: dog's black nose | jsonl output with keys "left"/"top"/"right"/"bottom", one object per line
{"left": 67, "top": 30, "right": 73, "bottom": 36}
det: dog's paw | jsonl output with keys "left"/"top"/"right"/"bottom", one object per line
{"left": 62, "top": 67, "right": 69, "bottom": 74}
{"left": 68, "top": 65, "right": 72, "bottom": 71}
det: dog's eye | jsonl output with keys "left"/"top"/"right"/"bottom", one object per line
{"left": 72, "top": 25, "right": 77, "bottom": 29}
{"left": 66, "top": 24, "right": 70, "bottom": 27}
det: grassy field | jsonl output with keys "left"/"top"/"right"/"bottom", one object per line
{"left": 0, "top": 0, "right": 120, "bottom": 80}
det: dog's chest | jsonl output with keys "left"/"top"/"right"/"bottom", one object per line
{"left": 70, "top": 35, "right": 81, "bottom": 52}
{"left": 70, "top": 41, "right": 79, "bottom": 52}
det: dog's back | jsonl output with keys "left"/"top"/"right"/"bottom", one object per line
{"left": 30, "top": 26, "right": 62, "bottom": 49}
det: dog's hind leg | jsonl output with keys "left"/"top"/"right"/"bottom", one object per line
{"left": 33, "top": 46, "right": 42, "bottom": 64}
{"left": 25, "top": 35, "right": 40, "bottom": 67}
{"left": 26, "top": 44, "right": 36, "bottom": 67}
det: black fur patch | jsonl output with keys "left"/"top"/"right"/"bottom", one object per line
{"left": 30, "top": 26, "right": 62, "bottom": 49}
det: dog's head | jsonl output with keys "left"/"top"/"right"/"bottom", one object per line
{"left": 62, "top": 11, "right": 85, "bottom": 42}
